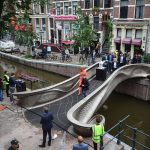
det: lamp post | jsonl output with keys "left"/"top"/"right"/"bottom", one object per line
{"left": 39, "top": 29, "right": 44, "bottom": 44}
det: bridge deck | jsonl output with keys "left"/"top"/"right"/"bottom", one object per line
{"left": 24, "top": 78, "right": 104, "bottom": 130}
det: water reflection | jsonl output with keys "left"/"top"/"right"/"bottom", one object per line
{"left": 99, "top": 91, "right": 150, "bottom": 148}
{"left": 0, "top": 58, "right": 67, "bottom": 90}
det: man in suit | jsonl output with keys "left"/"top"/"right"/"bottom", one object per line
{"left": 72, "top": 136, "right": 88, "bottom": 150}
{"left": 39, "top": 107, "right": 54, "bottom": 148}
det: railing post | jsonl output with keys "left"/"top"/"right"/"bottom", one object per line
{"left": 99, "top": 135, "right": 104, "bottom": 150}
{"left": 132, "top": 128, "right": 137, "bottom": 150}
{"left": 117, "top": 121, "right": 122, "bottom": 145}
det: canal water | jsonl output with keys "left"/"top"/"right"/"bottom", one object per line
{"left": 99, "top": 91, "right": 150, "bottom": 149}
{"left": 0, "top": 58, "right": 67, "bottom": 90}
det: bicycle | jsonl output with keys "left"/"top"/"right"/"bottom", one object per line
{"left": 46, "top": 53, "right": 58, "bottom": 61}
{"left": 59, "top": 54, "right": 72, "bottom": 62}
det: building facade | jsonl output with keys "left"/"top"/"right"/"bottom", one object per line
{"left": 112, "top": 0, "right": 150, "bottom": 58}
{"left": 30, "top": 0, "right": 113, "bottom": 46}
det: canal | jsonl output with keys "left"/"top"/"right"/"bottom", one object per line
{"left": 0, "top": 58, "right": 67, "bottom": 90}
{"left": 1, "top": 57, "right": 150, "bottom": 149}
{"left": 99, "top": 91, "right": 150, "bottom": 149}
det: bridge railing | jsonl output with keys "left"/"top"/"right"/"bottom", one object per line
{"left": 100, "top": 115, "right": 150, "bottom": 150}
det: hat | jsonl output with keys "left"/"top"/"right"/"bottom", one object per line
{"left": 11, "top": 139, "right": 19, "bottom": 145}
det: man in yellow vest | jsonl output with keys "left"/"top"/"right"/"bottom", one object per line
{"left": 92, "top": 116, "right": 104, "bottom": 150}
{"left": 3, "top": 71, "right": 10, "bottom": 97}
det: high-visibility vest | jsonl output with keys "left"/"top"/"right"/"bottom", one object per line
{"left": 92, "top": 124, "right": 104, "bottom": 143}
{"left": 3, "top": 74, "right": 9, "bottom": 85}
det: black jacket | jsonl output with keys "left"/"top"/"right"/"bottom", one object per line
{"left": 81, "top": 78, "right": 89, "bottom": 90}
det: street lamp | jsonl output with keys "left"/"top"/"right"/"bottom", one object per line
{"left": 39, "top": 29, "right": 44, "bottom": 44}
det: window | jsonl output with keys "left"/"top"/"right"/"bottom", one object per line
{"left": 135, "top": 30, "right": 142, "bottom": 39}
{"left": 94, "top": 0, "right": 100, "bottom": 7}
{"left": 126, "top": 29, "right": 132, "bottom": 38}
{"left": 64, "top": 3, "right": 69, "bottom": 15}
{"left": 73, "top": 2, "right": 78, "bottom": 15}
{"left": 33, "top": 3, "right": 39, "bottom": 14}
{"left": 94, "top": 17, "right": 99, "bottom": 30}
{"left": 117, "top": 29, "right": 121, "bottom": 37}
{"left": 85, "top": 0, "right": 90, "bottom": 9}
{"left": 120, "top": 0, "right": 128, "bottom": 18}
{"left": 56, "top": 6, "right": 61, "bottom": 15}
{"left": 104, "top": 0, "right": 111, "bottom": 8}
{"left": 135, "top": 0, "right": 144, "bottom": 19}
{"left": 36, "top": 18, "right": 39, "bottom": 26}
{"left": 47, "top": 2, "right": 50, "bottom": 14}
{"left": 42, "top": 18, "right": 46, "bottom": 26}
{"left": 50, "top": 18, "right": 54, "bottom": 28}
{"left": 40, "top": 5, "right": 44, "bottom": 13}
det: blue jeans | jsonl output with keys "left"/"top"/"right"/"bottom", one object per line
{"left": 0, "top": 89, "right": 3, "bottom": 101}
{"left": 9, "top": 86, "right": 15, "bottom": 102}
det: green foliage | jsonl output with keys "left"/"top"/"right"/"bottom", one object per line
{"left": 23, "top": 54, "right": 32, "bottom": 59}
{"left": 106, "top": 19, "right": 113, "bottom": 48}
{"left": 143, "top": 54, "right": 150, "bottom": 63}
{"left": 70, "top": 8, "right": 96, "bottom": 48}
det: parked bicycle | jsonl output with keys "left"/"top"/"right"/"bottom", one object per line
{"left": 46, "top": 53, "right": 58, "bottom": 61}
{"left": 59, "top": 54, "right": 72, "bottom": 62}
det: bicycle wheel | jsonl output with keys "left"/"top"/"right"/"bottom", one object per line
{"left": 66, "top": 56, "right": 72, "bottom": 62}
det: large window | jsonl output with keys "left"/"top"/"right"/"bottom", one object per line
{"left": 104, "top": 0, "right": 111, "bottom": 8}
{"left": 56, "top": 6, "right": 61, "bottom": 15}
{"left": 126, "top": 29, "right": 132, "bottom": 38}
{"left": 85, "top": 0, "right": 90, "bottom": 9}
{"left": 73, "top": 2, "right": 78, "bottom": 15}
{"left": 120, "top": 0, "right": 128, "bottom": 18}
{"left": 94, "top": 0, "right": 100, "bottom": 7}
{"left": 135, "top": 30, "right": 142, "bottom": 39}
{"left": 64, "top": 3, "right": 69, "bottom": 15}
{"left": 94, "top": 17, "right": 99, "bottom": 30}
{"left": 135, "top": 0, "right": 144, "bottom": 19}
{"left": 36, "top": 18, "right": 39, "bottom": 26}
{"left": 40, "top": 5, "right": 44, "bottom": 13}
{"left": 50, "top": 18, "right": 53, "bottom": 28}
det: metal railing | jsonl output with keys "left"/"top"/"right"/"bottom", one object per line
{"left": 100, "top": 115, "right": 150, "bottom": 150}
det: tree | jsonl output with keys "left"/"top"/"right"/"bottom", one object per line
{"left": 0, "top": 0, "right": 47, "bottom": 46}
{"left": 71, "top": 8, "right": 96, "bottom": 49}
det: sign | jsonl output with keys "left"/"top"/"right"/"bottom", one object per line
{"left": 54, "top": 16, "right": 77, "bottom": 21}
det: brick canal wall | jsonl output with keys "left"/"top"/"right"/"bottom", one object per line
{"left": 0, "top": 52, "right": 82, "bottom": 77}
{"left": 116, "top": 78, "right": 150, "bottom": 101}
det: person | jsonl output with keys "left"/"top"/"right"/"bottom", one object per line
{"left": 72, "top": 136, "right": 88, "bottom": 150}
{"left": 81, "top": 75, "right": 89, "bottom": 97}
{"left": 47, "top": 46, "right": 51, "bottom": 54}
{"left": 31, "top": 45, "right": 36, "bottom": 59}
{"left": 9, "top": 73, "right": 18, "bottom": 103}
{"left": 42, "top": 46, "right": 47, "bottom": 59}
{"left": 8, "top": 139, "right": 20, "bottom": 150}
{"left": 78, "top": 67, "right": 88, "bottom": 95}
{"left": 0, "top": 77, "right": 4, "bottom": 101}
{"left": 39, "top": 107, "right": 54, "bottom": 148}
{"left": 112, "top": 58, "right": 118, "bottom": 72}
{"left": 3, "top": 71, "right": 9, "bottom": 97}
{"left": 95, "top": 42, "right": 101, "bottom": 57}
{"left": 92, "top": 116, "right": 104, "bottom": 150}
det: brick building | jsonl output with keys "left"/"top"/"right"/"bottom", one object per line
{"left": 112, "top": 0, "right": 150, "bottom": 58}
{"left": 30, "top": 0, "right": 113, "bottom": 46}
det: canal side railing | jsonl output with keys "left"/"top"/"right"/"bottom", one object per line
{"left": 100, "top": 115, "right": 150, "bottom": 150}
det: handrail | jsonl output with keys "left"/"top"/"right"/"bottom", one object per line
{"left": 103, "top": 115, "right": 130, "bottom": 136}
{"left": 100, "top": 115, "right": 130, "bottom": 150}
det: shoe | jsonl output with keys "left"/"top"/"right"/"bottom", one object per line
{"left": 48, "top": 141, "right": 51, "bottom": 146}
{"left": 39, "top": 145, "right": 45, "bottom": 148}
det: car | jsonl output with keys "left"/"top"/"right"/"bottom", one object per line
{"left": 0, "top": 40, "right": 15, "bottom": 53}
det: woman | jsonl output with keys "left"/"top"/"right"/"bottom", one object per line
{"left": 78, "top": 67, "right": 88, "bottom": 95}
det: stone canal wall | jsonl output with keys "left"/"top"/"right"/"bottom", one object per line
{"left": 116, "top": 78, "right": 150, "bottom": 101}
{"left": 0, "top": 52, "right": 82, "bottom": 77}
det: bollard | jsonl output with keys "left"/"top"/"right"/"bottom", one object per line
{"left": 117, "top": 121, "right": 122, "bottom": 145}
{"left": 132, "top": 128, "right": 137, "bottom": 150}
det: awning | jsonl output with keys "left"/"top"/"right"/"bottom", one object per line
{"left": 61, "top": 40, "right": 74, "bottom": 45}
{"left": 132, "top": 39, "right": 142, "bottom": 46}
{"left": 122, "top": 38, "right": 132, "bottom": 44}
{"left": 114, "top": 38, "right": 121, "bottom": 43}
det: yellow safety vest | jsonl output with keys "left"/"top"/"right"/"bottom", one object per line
{"left": 3, "top": 74, "right": 9, "bottom": 85}
{"left": 92, "top": 124, "right": 104, "bottom": 143}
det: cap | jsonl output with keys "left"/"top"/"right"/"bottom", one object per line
{"left": 11, "top": 139, "right": 19, "bottom": 145}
